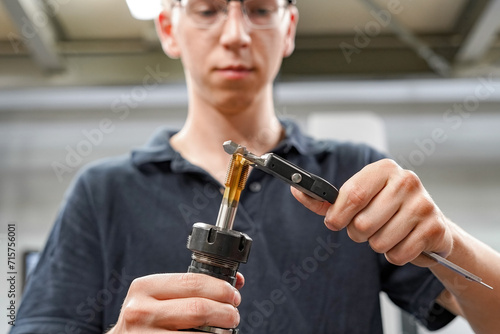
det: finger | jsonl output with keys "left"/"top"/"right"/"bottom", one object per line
{"left": 129, "top": 273, "right": 239, "bottom": 306}
{"left": 290, "top": 186, "right": 332, "bottom": 216}
{"left": 385, "top": 211, "right": 450, "bottom": 267}
{"left": 345, "top": 169, "right": 412, "bottom": 242}
{"left": 235, "top": 272, "right": 245, "bottom": 291}
{"left": 155, "top": 297, "right": 240, "bottom": 330}
{"left": 383, "top": 224, "right": 430, "bottom": 266}
{"left": 325, "top": 159, "right": 398, "bottom": 231}
{"left": 346, "top": 191, "right": 402, "bottom": 243}
{"left": 364, "top": 187, "right": 431, "bottom": 259}
{"left": 365, "top": 207, "right": 418, "bottom": 256}
{"left": 120, "top": 295, "right": 240, "bottom": 331}
{"left": 371, "top": 195, "right": 446, "bottom": 266}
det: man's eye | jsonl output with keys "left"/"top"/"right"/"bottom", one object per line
{"left": 250, "top": 8, "right": 271, "bottom": 16}
{"left": 195, "top": 8, "right": 218, "bottom": 17}
{"left": 246, "top": 5, "right": 276, "bottom": 17}
{"left": 189, "top": 3, "right": 222, "bottom": 18}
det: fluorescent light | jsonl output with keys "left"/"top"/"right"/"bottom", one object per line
{"left": 126, "top": 0, "right": 162, "bottom": 20}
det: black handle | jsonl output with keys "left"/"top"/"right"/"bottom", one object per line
{"left": 257, "top": 154, "right": 338, "bottom": 204}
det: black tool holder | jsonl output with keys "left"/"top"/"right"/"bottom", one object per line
{"left": 186, "top": 222, "right": 252, "bottom": 333}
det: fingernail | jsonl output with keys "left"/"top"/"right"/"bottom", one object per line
{"left": 233, "top": 289, "right": 241, "bottom": 306}
{"left": 324, "top": 218, "right": 336, "bottom": 231}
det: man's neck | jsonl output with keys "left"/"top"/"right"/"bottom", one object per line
{"left": 170, "top": 89, "right": 283, "bottom": 183}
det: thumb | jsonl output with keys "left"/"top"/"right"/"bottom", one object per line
{"left": 235, "top": 272, "right": 245, "bottom": 290}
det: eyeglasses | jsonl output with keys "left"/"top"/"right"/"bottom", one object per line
{"left": 173, "top": 0, "right": 295, "bottom": 29}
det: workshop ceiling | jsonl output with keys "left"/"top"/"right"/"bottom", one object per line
{"left": 1, "top": 0, "right": 500, "bottom": 89}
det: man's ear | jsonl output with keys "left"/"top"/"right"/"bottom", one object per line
{"left": 155, "top": 10, "right": 181, "bottom": 59}
{"left": 283, "top": 6, "right": 299, "bottom": 58}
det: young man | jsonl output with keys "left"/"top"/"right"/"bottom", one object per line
{"left": 12, "top": 0, "right": 500, "bottom": 333}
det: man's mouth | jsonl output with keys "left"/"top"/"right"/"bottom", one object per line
{"left": 216, "top": 65, "right": 254, "bottom": 79}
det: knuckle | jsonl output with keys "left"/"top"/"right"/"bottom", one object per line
{"left": 231, "top": 308, "right": 240, "bottom": 327}
{"left": 178, "top": 273, "right": 204, "bottom": 292}
{"left": 346, "top": 226, "right": 363, "bottom": 243}
{"left": 420, "top": 196, "right": 436, "bottom": 216}
{"left": 344, "top": 182, "right": 368, "bottom": 209}
{"left": 411, "top": 196, "right": 436, "bottom": 219}
{"left": 186, "top": 298, "right": 208, "bottom": 318}
{"left": 397, "top": 170, "right": 421, "bottom": 193}
{"left": 184, "top": 299, "right": 239, "bottom": 328}
{"left": 369, "top": 236, "right": 390, "bottom": 254}
{"left": 213, "top": 283, "right": 235, "bottom": 305}
{"left": 128, "top": 277, "right": 145, "bottom": 293}
{"left": 223, "top": 305, "right": 239, "bottom": 327}
{"left": 122, "top": 301, "right": 150, "bottom": 325}
{"left": 351, "top": 213, "right": 372, "bottom": 235}
{"left": 222, "top": 285, "right": 236, "bottom": 304}
{"left": 379, "top": 158, "right": 400, "bottom": 171}
{"left": 422, "top": 219, "right": 446, "bottom": 242}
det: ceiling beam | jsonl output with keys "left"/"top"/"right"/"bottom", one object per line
{"left": 357, "top": 0, "right": 452, "bottom": 77}
{"left": 452, "top": 0, "right": 490, "bottom": 37}
{"left": 455, "top": 0, "right": 500, "bottom": 64}
{"left": 2, "top": 0, "right": 64, "bottom": 71}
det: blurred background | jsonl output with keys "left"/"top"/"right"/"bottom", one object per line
{"left": 1, "top": 0, "right": 500, "bottom": 333}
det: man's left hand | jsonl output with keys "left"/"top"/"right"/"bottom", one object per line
{"left": 291, "top": 159, "right": 454, "bottom": 267}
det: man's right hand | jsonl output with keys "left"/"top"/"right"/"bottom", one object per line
{"left": 107, "top": 273, "right": 243, "bottom": 333}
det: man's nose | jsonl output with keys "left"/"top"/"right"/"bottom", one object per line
{"left": 219, "top": 2, "right": 251, "bottom": 49}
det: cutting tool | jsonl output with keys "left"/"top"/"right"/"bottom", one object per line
{"left": 223, "top": 140, "right": 338, "bottom": 204}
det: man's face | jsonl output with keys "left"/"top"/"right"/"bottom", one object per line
{"left": 158, "top": 0, "right": 298, "bottom": 112}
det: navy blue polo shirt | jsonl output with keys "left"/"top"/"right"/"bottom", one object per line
{"left": 12, "top": 119, "right": 455, "bottom": 333}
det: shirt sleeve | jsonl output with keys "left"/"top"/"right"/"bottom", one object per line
{"left": 379, "top": 257, "right": 456, "bottom": 330}
{"left": 10, "top": 169, "right": 105, "bottom": 334}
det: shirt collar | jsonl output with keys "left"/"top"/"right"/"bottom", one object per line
{"left": 131, "top": 118, "right": 310, "bottom": 168}
{"left": 275, "top": 118, "right": 309, "bottom": 155}
{"left": 131, "top": 127, "right": 179, "bottom": 166}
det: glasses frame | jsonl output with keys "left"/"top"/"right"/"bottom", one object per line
{"left": 173, "top": 0, "right": 296, "bottom": 30}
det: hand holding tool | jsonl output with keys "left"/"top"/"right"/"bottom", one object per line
{"left": 222, "top": 141, "right": 493, "bottom": 290}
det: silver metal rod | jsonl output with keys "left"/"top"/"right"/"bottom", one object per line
{"left": 215, "top": 199, "right": 238, "bottom": 230}
{"left": 423, "top": 251, "right": 493, "bottom": 289}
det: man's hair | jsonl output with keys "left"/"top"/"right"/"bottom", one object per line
{"left": 162, "top": 0, "right": 298, "bottom": 7}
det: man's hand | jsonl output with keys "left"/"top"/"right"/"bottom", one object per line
{"left": 107, "top": 272, "right": 244, "bottom": 333}
{"left": 291, "top": 159, "right": 454, "bottom": 267}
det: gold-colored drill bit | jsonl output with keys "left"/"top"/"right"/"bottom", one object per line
{"left": 215, "top": 153, "right": 250, "bottom": 230}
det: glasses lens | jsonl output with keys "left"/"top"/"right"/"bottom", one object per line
{"left": 183, "top": 0, "right": 227, "bottom": 27}
{"left": 244, "top": 0, "right": 286, "bottom": 28}
{"left": 180, "top": 0, "right": 288, "bottom": 29}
